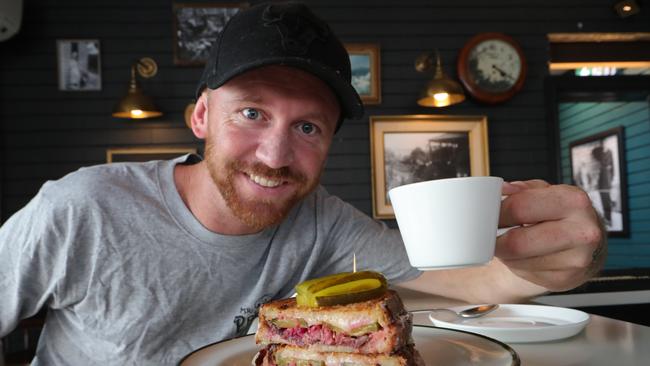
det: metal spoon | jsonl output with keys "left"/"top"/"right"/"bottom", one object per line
{"left": 431, "top": 304, "right": 499, "bottom": 320}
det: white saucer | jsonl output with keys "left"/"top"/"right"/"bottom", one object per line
{"left": 180, "top": 325, "right": 519, "bottom": 365}
{"left": 428, "top": 304, "right": 590, "bottom": 343}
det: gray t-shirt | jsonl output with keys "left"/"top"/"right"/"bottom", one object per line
{"left": 0, "top": 155, "right": 420, "bottom": 365}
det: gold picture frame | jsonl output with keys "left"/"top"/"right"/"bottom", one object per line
{"left": 106, "top": 147, "right": 198, "bottom": 163}
{"left": 370, "top": 115, "right": 490, "bottom": 219}
{"left": 345, "top": 43, "right": 381, "bottom": 105}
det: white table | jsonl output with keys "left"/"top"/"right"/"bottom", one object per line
{"left": 6, "top": 288, "right": 647, "bottom": 366}
{"left": 397, "top": 287, "right": 650, "bottom": 366}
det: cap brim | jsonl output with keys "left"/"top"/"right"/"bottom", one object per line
{"left": 202, "top": 57, "right": 365, "bottom": 121}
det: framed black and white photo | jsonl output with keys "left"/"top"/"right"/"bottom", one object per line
{"left": 370, "top": 115, "right": 490, "bottom": 219}
{"left": 57, "top": 39, "right": 101, "bottom": 91}
{"left": 570, "top": 126, "right": 629, "bottom": 237}
{"left": 173, "top": 3, "right": 242, "bottom": 66}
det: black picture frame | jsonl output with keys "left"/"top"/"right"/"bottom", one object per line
{"left": 569, "top": 126, "right": 629, "bottom": 237}
{"left": 56, "top": 39, "right": 102, "bottom": 91}
{"left": 172, "top": 3, "right": 242, "bottom": 66}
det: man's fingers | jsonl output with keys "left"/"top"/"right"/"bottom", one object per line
{"left": 499, "top": 184, "right": 593, "bottom": 227}
{"left": 499, "top": 246, "right": 603, "bottom": 292}
{"left": 511, "top": 179, "right": 551, "bottom": 189}
{"left": 501, "top": 179, "right": 551, "bottom": 195}
{"left": 495, "top": 220, "right": 579, "bottom": 259}
{"left": 495, "top": 207, "right": 605, "bottom": 291}
{"left": 495, "top": 180, "right": 606, "bottom": 292}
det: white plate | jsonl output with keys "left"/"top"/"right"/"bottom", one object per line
{"left": 180, "top": 325, "right": 520, "bottom": 366}
{"left": 428, "top": 304, "right": 590, "bottom": 343}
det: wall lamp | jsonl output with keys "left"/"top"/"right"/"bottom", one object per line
{"left": 112, "top": 57, "right": 162, "bottom": 119}
{"left": 415, "top": 50, "right": 465, "bottom": 107}
{"left": 614, "top": 0, "right": 640, "bottom": 18}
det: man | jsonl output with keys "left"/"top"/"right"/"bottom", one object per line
{"left": 0, "top": 2, "right": 605, "bottom": 365}
{"left": 574, "top": 144, "right": 615, "bottom": 227}
{"left": 591, "top": 145, "right": 615, "bottom": 225}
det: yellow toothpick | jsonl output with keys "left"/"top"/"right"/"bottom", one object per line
{"left": 353, "top": 253, "right": 357, "bottom": 273}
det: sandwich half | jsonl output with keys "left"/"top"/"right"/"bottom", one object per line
{"left": 255, "top": 290, "right": 413, "bottom": 354}
{"left": 254, "top": 344, "right": 424, "bottom": 366}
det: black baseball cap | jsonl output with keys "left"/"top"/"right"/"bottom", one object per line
{"left": 195, "top": 2, "right": 365, "bottom": 129}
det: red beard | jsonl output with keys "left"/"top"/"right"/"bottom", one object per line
{"left": 204, "top": 141, "right": 319, "bottom": 231}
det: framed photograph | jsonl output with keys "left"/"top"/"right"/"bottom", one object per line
{"left": 107, "top": 147, "right": 198, "bottom": 163}
{"left": 570, "top": 126, "right": 628, "bottom": 237}
{"left": 370, "top": 115, "right": 490, "bottom": 219}
{"left": 345, "top": 43, "right": 381, "bottom": 104}
{"left": 57, "top": 39, "right": 101, "bottom": 91}
{"left": 173, "top": 3, "right": 242, "bottom": 66}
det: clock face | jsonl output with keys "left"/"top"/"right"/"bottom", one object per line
{"left": 457, "top": 33, "right": 527, "bottom": 104}
{"left": 467, "top": 39, "right": 522, "bottom": 93}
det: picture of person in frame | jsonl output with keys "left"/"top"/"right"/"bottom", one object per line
{"left": 58, "top": 40, "right": 101, "bottom": 91}
{"left": 573, "top": 138, "right": 621, "bottom": 230}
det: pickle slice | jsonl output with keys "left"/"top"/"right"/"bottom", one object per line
{"left": 296, "top": 272, "right": 351, "bottom": 297}
{"left": 270, "top": 318, "right": 307, "bottom": 329}
{"left": 277, "top": 358, "right": 325, "bottom": 366}
{"left": 295, "top": 271, "right": 387, "bottom": 307}
{"left": 322, "top": 321, "right": 380, "bottom": 336}
{"left": 314, "top": 278, "right": 387, "bottom": 307}
{"left": 348, "top": 322, "right": 380, "bottom": 336}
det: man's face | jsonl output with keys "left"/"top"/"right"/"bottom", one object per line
{"left": 202, "top": 65, "right": 341, "bottom": 231}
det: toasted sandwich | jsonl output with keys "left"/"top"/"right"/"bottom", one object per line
{"left": 255, "top": 290, "right": 413, "bottom": 354}
{"left": 254, "top": 344, "right": 424, "bottom": 366}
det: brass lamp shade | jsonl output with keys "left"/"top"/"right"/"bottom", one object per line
{"left": 416, "top": 51, "right": 465, "bottom": 107}
{"left": 417, "top": 78, "right": 466, "bottom": 107}
{"left": 112, "top": 63, "right": 162, "bottom": 119}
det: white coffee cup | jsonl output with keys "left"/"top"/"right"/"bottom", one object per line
{"left": 388, "top": 176, "right": 504, "bottom": 270}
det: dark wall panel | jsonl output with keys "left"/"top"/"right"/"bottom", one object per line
{"left": 1, "top": 0, "right": 649, "bottom": 222}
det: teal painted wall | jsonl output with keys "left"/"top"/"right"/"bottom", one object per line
{"left": 559, "top": 101, "right": 650, "bottom": 269}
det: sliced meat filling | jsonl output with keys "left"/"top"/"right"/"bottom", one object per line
{"left": 282, "top": 323, "right": 371, "bottom": 348}
{"left": 266, "top": 320, "right": 390, "bottom": 350}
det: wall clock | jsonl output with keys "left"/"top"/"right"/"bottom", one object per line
{"left": 457, "top": 32, "right": 527, "bottom": 104}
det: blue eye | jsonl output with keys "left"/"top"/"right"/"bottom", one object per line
{"left": 299, "top": 123, "right": 317, "bottom": 135}
{"left": 242, "top": 108, "right": 260, "bottom": 120}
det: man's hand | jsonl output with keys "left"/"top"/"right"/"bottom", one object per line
{"left": 398, "top": 179, "right": 606, "bottom": 303}
{"left": 497, "top": 180, "right": 607, "bottom": 292}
